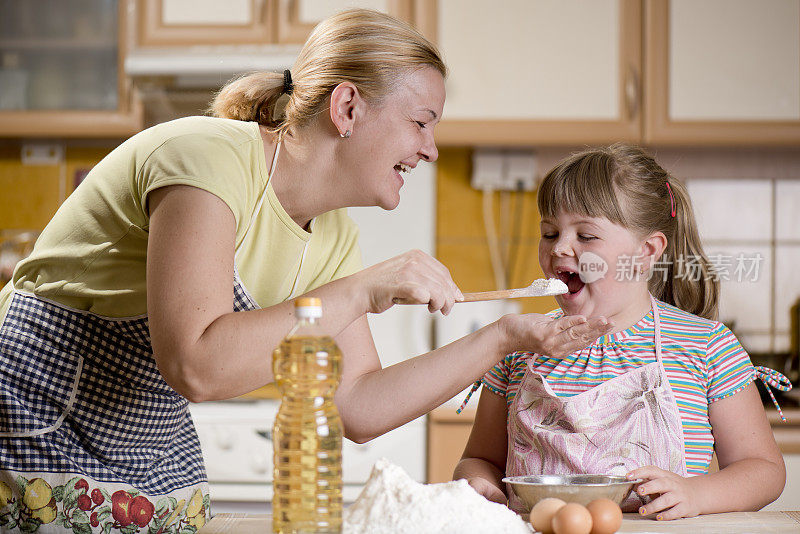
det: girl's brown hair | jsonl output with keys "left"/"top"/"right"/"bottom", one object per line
{"left": 210, "top": 9, "right": 446, "bottom": 138}
{"left": 537, "top": 143, "right": 719, "bottom": 320}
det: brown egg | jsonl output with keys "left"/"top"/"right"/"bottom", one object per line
{"left": 529, "top": 497, "right": 566, "bottom": 534}
{"left": 586, "top": 498, "right": 623, "bottom": 534}
{"left": 552, "top": 502, "right": 593, "bottom": 534}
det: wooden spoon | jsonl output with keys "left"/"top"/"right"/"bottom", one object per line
{"left": 393, "top": 278, "right": 568, "bottom": 304}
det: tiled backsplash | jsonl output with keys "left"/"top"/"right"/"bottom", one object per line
{"left": 688, "top": 178, "right": 800, "bottom": 353}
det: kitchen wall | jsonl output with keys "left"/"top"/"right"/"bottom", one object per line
{"left": 0, "top": 143, "right": 114, "bottom": 230}
{"left": 436, "top": 147, "right": 551, "bottom": 315}
{"left": 4, "top": 140, "right": 800, "bottom": 359}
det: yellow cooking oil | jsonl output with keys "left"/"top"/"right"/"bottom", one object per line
{"left": 272, "top": 297, "right": 343, "bottom": 534}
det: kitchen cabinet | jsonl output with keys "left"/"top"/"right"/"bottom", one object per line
{"left": 644, "top": 0, "right": 800, "bottom": 145}
{"left": 427, "top": 406, "right": 476, "bottom": 483}
{"left": 435, "top": 0, "right": 642, "bottom": 146}
{"left": 435, "top": 0, "right": 800, "bottom": 146}
{"left": 274, "top": 0, "right": 436, "bottom": 45}
{"left": 0, "top": 0, "right": 143, "bottom": 137}
{"left": 135, "top": 0, "right": 276, "bottom": 46}
{"left": 134, "top": 0, "right": 435, "bottom": 47}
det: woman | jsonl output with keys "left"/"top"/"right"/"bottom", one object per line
{"left": 0, "top": 9, "right": 611, "bottom": 533}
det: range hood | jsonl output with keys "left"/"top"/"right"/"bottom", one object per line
{"left": 125, "top": 45, "right": 302, "bottom": 88}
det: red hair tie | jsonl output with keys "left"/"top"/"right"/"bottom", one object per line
{"left": 666, "top": 182, "right": 676, "bottom": 217}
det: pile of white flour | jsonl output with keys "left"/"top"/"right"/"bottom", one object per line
{"left": 343, "top": 458, "right": 531, "bottom": 533}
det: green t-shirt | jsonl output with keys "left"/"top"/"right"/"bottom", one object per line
{"left": 0, "top": 116, "right": 362, "bottom": 319}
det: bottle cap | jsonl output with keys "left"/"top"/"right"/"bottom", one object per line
{"left": 295, "top": 297, "right": 321, "bottom": 308}
{"left": 294, "top": 297, "right": 322, "bottom": 319}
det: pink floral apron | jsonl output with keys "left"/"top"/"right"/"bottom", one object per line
{"left": 505, "top": 296, "right": 688, "bottom": 513}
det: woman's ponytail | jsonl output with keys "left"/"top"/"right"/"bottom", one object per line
{"left": 652, "top": 177, "right": 719, "bottom": 320}
{"left": 210, "top": 71, "right": 285, "bottom": 128}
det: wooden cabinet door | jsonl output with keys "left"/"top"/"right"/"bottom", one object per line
{"left": 426, "top": 408, "right": 476, "bottom": 483}
{"left": 136, "top": 0, "right": 275, "bottom": 46}
{"left": 645, "top": 0, "right": 800, "bottom": 145}
{"left": 435, "top": 0, "right": 642, "bottom": 146}
{"left": 274, "top": 0, "right": 431, "bottom": 44}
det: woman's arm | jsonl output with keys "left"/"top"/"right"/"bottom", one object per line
{"left": 630, "top": 382, "right": 785, "bottom": 519}
{"left": 146, "top": 185, "right": 408, "bottom": 400}
{"left": 147, "top": 184, "right": 468, "bottom": 400}
{"left": 147, "top": 184, "right": 611, "bottom": 434}
{"left": 334, "top": 311, "right": 604, "bottom": 443}
{"left": 452, "top": 387, "right": 510, "bottom": 503}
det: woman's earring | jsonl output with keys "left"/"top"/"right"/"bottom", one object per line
{"left": 340, "top": 129, "right": 351, "bottom": 139}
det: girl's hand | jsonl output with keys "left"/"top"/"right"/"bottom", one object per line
{"left": 497, "top": 313, "right": 613, "bottom": 359}
{"left": 355, "top": 250, "right": 463, "bottom": 315}
{"left": 627, "top": 466, "right": 702, "bottom": 520}
{"left": 466, "top": 477, "right": 507, "bottom": 504}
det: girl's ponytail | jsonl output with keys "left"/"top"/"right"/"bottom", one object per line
{"left": 653, "top": 178, "right": 719, "bottom": 320}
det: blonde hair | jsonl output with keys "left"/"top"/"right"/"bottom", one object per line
{"left": 210, "top": 9, "right": 446, "bottom": 138}
{"left": 537, "top": 143, "right": 719, "bottom": 320}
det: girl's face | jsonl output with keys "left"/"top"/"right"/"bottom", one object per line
{"left": 346, "top": 67, "right": 445, "bottom": 210}
{"left": 539, "top": 210, "right": 653, "bottom": 323}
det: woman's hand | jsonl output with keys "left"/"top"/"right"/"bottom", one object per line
{"left": 354, "top": 249, "right": 463, "bottom": 315}
{"left": 466, "top": 477, "right": 507, "bottom": 504}
{"left": 627, "top": 466, "right": 702, "bottom": 520}
{"left": 497, "top": 313, "right": 613, "bottom": 359}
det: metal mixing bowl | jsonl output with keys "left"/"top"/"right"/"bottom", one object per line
{"left": 502, "top": 474, "right": 642, "bottom": 511}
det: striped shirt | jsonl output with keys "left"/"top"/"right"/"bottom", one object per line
{"left": 482, "top": 300, "right": 755, "bottom": 475}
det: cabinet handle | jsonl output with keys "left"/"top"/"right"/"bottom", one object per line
{"left": 625, "top": 65, "right": 640, "bottom": 120}
{"left": 256, "top": 429, "right": 272, "bottom": 440}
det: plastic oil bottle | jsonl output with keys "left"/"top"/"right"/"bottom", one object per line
{"left": 273, "top": 297, "right": 343, "bottom": 533}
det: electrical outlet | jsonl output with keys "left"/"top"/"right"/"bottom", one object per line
{"left": 21, "top": 144, "right": 64, "bottom": 165}
{"left": 470, "top": 149, "right": 504, "bottom": 190}
{"left": 504, "top": 151, "right": 537, "bottom": 191}
{"left": 471, "top": 149, "right": 537, "bottom": 191}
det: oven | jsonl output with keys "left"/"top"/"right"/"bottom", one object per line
{"left": 189, "top": 399, "right": 426, "bottom": 515}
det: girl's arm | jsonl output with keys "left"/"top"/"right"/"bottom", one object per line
{"left": 452, "top": 387, "right": 510, "bottom": 503}
{"left": 630, "top": 382, "right": 785, "bottom": 519}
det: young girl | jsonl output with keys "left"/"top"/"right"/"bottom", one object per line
{"left": 454, "top": 144, "right": 790, "bottom": 520}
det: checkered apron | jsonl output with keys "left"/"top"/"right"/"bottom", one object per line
{"left": 0, "top": 139, "right": 282, "bottom": 533}
{"left": 0, "top": 274, "right": 259, "bottom": 533}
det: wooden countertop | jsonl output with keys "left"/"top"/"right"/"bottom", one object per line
{"left": 200, "top": 511, "right": 800, "bottom": 533}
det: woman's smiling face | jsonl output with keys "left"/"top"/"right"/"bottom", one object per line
{"left": 539, "top": 210, "right": 652, "bottom": 321}
{"left": 347, "top": 66, "right": 445, "bottom": 210}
